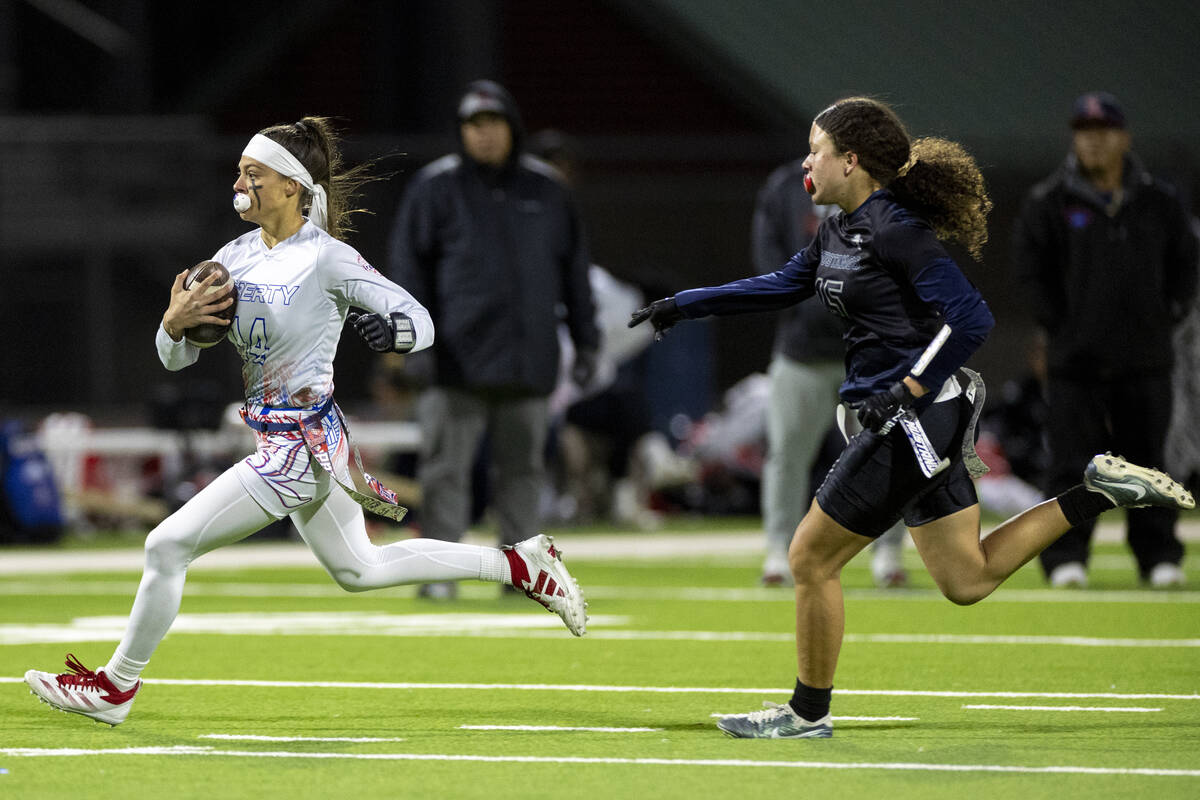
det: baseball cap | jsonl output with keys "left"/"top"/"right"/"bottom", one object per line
{"left": 458, "top": 89, "right": 506, "bottom": 121}
{"left": 1070, "top": 91, "right": 1126, "bottom": 129}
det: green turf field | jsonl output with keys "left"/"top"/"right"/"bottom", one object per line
{"left": 2, "top": 528, "right": 1198, "bottom": 799}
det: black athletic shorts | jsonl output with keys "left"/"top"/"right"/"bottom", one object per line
{"left": 815, "top": 392, "right": 979, "bottom": 538}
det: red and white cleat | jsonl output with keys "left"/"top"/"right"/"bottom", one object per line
{"left": 503, "top": 534, "right": 588, "bottom": 636}
{"left": 25, "top": 654, "right": 140, "bottom": 726}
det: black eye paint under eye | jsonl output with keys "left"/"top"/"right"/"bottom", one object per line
{"left": 249, "top": 176, "right": 263, "bottom": 209}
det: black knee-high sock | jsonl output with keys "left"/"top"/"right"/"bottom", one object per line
{"left": 788, "top": 678, "right": 832, "bottom": 721}
{"left": 1056, "top": 483, "right": 1117, "bottom": 527}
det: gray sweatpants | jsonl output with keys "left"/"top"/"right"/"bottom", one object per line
{"left": 763, "top": 356, "right": 845, "bottom": 559}
{"left": 417, "top": 387, "right": 549, "bottom": 546}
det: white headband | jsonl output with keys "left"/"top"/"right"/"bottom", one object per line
{"left": 242, "top": 133, "right": 329, "bottom": 231}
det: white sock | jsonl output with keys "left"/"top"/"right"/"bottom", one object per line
{"left": 480, "top": 549, "right": 513, "bottom": 584}
{"left": 104, "top": 649, "right": 148, "bottom": 691}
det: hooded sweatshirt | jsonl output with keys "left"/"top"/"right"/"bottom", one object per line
{"left": 387, "top": 80, "right": 599, "bottom": 395}
{"left": 1013, "top": 152, "right": 1198, "bottom": 378}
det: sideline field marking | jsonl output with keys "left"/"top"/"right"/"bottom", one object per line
{"left": 962, "top": 704, "right": 1162, "bottom": 713}
{"left": 0, "top": 518, "right": 1188, "bottom": 573}
{"left": 584, "top": 631, "right": 1200, "bottom": 647}
{"left": 3, "top": 579, "right": 1199, "bottom": 604}
{"left": 2, "top": 675, "right": 1196, "bottom": 700}
{"left": 1, "top": 745, "right": 1199, "bottom": 777}
{"left": 3, "top": 612, "right": 1198, "bottom": 647}
{"left": 199, "top": 734, "right": 407, "bottom": 743}
{"left": 0, "top": 612, "right": 630, "bottom": 645}
{"left": 459, "top": 725, "right": 661, "bottom": 733}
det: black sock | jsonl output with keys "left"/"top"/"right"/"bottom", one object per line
{"left": 1056, "top": 483, "right": 1117, "bottom": 527}
{"left": 788, "top": 678, "right": 832, "bottom": 721}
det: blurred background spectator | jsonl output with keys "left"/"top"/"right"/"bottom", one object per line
{"left": 385, "top": 81, "right": 599, "bottom": 599}
{"left": 1012, "top": 91, "right": 1198, "bottom": 588}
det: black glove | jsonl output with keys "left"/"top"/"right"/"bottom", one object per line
{"left": 571, "top": 348, "right": 598, "bottom": 388}
{"left": 349, "top": 311, "right": 416, "bottom": 353}
{"left": 855, "top": 380, "right": 917, "bottom": 433}
{"left": 628, "top": 297, "right": 684, "bottom": 339}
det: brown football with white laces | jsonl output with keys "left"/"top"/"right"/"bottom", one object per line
{"left": 182, "top": 260, "right": 237, "bottom": 347}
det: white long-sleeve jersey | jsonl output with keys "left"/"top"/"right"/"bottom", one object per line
{"left": 156, "top": 221, "right": 433, "bottom": 409}
{"left": 153, "top": 221, "right": 433, "bottom": 517}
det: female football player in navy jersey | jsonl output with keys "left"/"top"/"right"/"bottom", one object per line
{"left": 25, "top": 116, "right": 587, "bottom": 727}
{"left": 630, "top": 97, "right": 1193, "bottom": 739}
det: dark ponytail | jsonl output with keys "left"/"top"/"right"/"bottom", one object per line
{"left": 815, "top": 98, "right": 992, "bottom": 260}
{"left": 259, "top": 116, "right": 382, "bottom": 241}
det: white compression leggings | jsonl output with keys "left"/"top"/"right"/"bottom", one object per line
{"left": 112, "top": 467, "right": 505, "bottom": 666}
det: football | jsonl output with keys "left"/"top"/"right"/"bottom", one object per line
{"left": 182, "top": 260, "right": 237, "bottom": 347}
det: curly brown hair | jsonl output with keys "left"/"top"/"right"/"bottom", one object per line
{"left": 814, "top": 98, "right": 992, "bottom": 259}
{"left": 259, "top": 116, "right": 384, "bottom": 241}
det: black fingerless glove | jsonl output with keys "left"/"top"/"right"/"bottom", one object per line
{"left": 855, "top": 380, "right": 917, "bottom": 433}
{"left": 628, "top": 297, "right": 684, "bottom": 339}
{"left": 349, "top": 311, "right": 416, "bottom": 353}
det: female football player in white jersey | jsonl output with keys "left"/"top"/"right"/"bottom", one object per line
{"left": 25, "top": 117, "right": 587, "bottom": 727}
{"left": 631, "top": 97, "right": 1194, "bottom": 739}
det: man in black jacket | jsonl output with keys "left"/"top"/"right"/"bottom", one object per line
{"left": 388, "top": 81, "right": 599, "bottom": 598}
{"left": 1013, "top": 92, "right": 1198, "bottom": 588}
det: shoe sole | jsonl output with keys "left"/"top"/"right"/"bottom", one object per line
{"left": 26, "top": 681, "right": 128, "bottom": 726}
{"left": 716, "top": 722, "right": 833, "bottom": 739}
{"left": 1085, "top": 454, "right": 1195, "bottom": 510}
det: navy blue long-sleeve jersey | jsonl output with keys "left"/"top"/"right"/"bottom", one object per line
{"left": 675, "top": 190, "right": 994, "bottom": 403}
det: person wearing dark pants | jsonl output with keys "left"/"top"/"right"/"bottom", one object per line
{"left": 387, "top": 82, "right": 600, "bottom": 599}
{"left": 1045, "top": 374, "right": 1180, "bottom": 582}
{"left": 1013, "top": 91, "right": 1198, "bottom": 588}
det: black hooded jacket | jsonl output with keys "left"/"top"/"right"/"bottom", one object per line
{"left": 1013, "top": 151, "right": 1198, "bottom": 378}
{"left": 387, "top": 80, "right": 599, "bottom": 395}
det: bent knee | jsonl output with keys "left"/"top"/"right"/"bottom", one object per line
{"left": 936, "top": 579, "right": 991, "bottom": 606}
{"left": 329, "top": 569, "right": 374, "bottom": 593}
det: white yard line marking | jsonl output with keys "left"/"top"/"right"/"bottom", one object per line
{"left": 844, "top": 633, "right": 1200, "bottom": 647}
{"left": 709, "top": 714, "right": 919, "bottom": 721}
{"left": 962, "top": 704, "right": 1162, "bottom": 713}
{"left": 843, "top": 689, "right": 1196, "bottom": 700}
{"left": 0, "top": 612, "right": 631, "bottom": 645}
{"left": 3, "top": 675, "right": 1196, "bottom": 700}
{"left": 583, "top": 631, "right": 1200, "bottom": 647}
{"left": 1, "top": 746, "right": 1199, "bottom": 776}
{"left": 2, "top": 612, "right": 1197, "bottom": 647}
{"left": 199, "top": 734, "right": 407, "bottom": 743}
{"left": 458, "top": 725, "right": 661, "bottom": 733}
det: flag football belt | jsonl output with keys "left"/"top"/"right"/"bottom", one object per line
{"left": 956, "top": 367, "right": 990, "bottom": 479}
{"left": 834, "top": 367, "right": 989, "bottom": 481}
{"left": 239, "top": 397, "right": 409, "bottom": 523}
{"left": 240, "top": 396, "right": 336, "bottom": 433}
